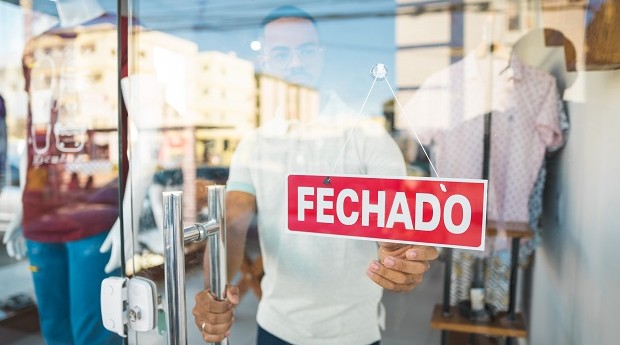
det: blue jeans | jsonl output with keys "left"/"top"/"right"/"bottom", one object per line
{"left": 27, "top": 231, "right": 122, "bottom": 345}
{"left": 257, "top": 325, "right": 380, "bottom": 345}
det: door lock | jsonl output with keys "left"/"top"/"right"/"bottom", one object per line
{"left": 129, "top": 306, "right": 141, "bottom": 322}
{"left": 101, "top": 276, "right": 158, "bottom": 337}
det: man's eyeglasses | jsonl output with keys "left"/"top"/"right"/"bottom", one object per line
{"left": 265, "top": 43, "right": 322, "bottom": 67}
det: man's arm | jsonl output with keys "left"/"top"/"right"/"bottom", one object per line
{"left": 202, "top": 190, "right": 257, "bottom": 288}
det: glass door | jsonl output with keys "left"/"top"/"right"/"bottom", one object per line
{"left": 119, "top": 1, "right": 587, "bottom": 345}
{"left": 121, "top": 1, "right": 402, "bottom": 344}
{"left": 3, "top": 1, "right": 612, "bottom": 345}
{"left": 121, "top": 0, "right": 234, "bottom": 343}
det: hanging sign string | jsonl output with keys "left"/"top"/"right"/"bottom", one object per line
{"left": 382, "top": 69, "right": 446, "bottom": 192}
{"left": 326, "top": 73, "right": 379, "bottom": 184}
{"left": 327, "top": 63, "right": 446, "bottom": 193}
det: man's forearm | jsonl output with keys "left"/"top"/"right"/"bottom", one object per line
{"left": 201, "top": 223, "right": 248, "bottom": 289}
{"left": 203, "top": 191, "right": 256, "bottom": 289}
{"left": 226, "top": 224, "right": 248, "bottom": 283}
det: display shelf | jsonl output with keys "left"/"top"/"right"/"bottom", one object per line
{"left": 0, "top": 304, "right": 40, "bottom": 343}
{"left": 486, "top": 221, "right": 533, "bottom": 238}
{"left": 437, "top": 222, "right": 532, "bottom": 345}
{"left": 430, "top": 305, "right": 527, "bottom": 338}
{"left": 442, "top": 331, "right": 502, "bottom": 345}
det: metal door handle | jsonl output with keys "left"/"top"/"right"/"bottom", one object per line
{"left": 163, "top": 185, "right": 228, "bottom": 345}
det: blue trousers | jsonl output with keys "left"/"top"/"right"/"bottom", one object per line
{"left": 27, "top": 231, "right": 122, "bottom": 345}
{"left": 257, "top": 325, "right": 381, "bottom": 345}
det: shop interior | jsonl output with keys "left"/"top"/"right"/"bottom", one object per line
{"left": 1, "top": 0, "right": 619, "bottom": 344}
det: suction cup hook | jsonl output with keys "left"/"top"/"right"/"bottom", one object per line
{"left": 370, "top": 63, "right": 388, "bottom": 80}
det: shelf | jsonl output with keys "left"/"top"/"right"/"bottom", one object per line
{"left": 430, "top": 305, "right": 527, "bottom": 338}
{"left": 485, "top": 220, "right": 533, "bottom": 238}
{"left": 0, "top": 305, "right": 40, "bottom": 343}
{"left": 442, "top": 332, "right": 500, "bottom": 345}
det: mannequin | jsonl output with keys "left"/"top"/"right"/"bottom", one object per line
{"left": 2, "top": 0, "right": 108, "bottom": 259}
{"left": 102, "top": 75, "right": 166, "bottom": 273}
{"left": 2, "top": 0, "right": 162, "bottom": 271}
{"left": 0, "top": 1, "right": 154, "bottom": 344}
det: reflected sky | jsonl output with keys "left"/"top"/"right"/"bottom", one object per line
{"left": 26, "top": 0, "right": 397, "bottom": 116}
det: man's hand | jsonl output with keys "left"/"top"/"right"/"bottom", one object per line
{"left": 366, "top": 243, "right": 439, "bottom": 292}
{"left": 193, "top": 286, "right": 240, "bottom": 343}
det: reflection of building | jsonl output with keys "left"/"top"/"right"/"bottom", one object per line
{"left": 193, "top": 51, "right": 256, "bottom": 166}
{"left": 0, "top": 61, "right": 28, "bottom": 138}
{"left": 23, "top": 26, "right": 119, "bottom": 129}
{"left": 195, "top": 51, "right": 256, "bottom": 129}
{"left": 131, "top": 29, "right": 198, "bottom": 127}
{"left": 394, "top": 0, "right": 540, "bottom": 129}
{"left": 194, "top": 73, "right": 320, "bottom": 166}
{"left": 194, "top": 128, "right": 239, "bottom": 166}
{"left": 395, "top": 0, "right": 594, "bottom": 125}
{"left": 256, "top": 74, "right": 319, "bottom": 125}
{"left": 3, "top": 22, "right": 321, "bottom": 168}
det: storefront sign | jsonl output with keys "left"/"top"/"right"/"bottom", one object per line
{"left": 287, "top": 174, "right": 487, "bottom": 250}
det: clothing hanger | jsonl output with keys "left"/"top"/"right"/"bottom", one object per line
{"left": 475, "top": 11, "right": 513, "bottom": 76}
{"left": 475, "top": 41, "right": 513, "bottom": 75}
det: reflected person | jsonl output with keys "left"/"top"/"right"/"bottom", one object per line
{"left": 192, "top": 5, "right": 439, "bottom": 345}
{"left": 2, "top": 1, "right": 123, "bottom": 344}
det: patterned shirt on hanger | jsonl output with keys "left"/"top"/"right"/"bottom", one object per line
{"left": 403, "top": 52, "right": 563, "bottom": 227}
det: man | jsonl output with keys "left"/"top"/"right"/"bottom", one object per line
{"left": 192, "top": 6, "right": 438, "bottom": 345}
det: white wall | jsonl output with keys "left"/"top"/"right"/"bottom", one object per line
{"left": 530, "top": 69, "right": 620, "bottom": 345}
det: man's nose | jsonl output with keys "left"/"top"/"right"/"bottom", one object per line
{"left": 288, "top": 50, "right": 303, "bottom": 68}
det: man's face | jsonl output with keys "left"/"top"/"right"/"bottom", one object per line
{"left": 261, "top": 17, "right": 323, "bottom": 87}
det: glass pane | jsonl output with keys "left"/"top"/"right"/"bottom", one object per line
{"left": 122, "top": 0, "right": 620, "bottom": 344}
{"left": 0, "top": 0, "right": 605, "bottom": 344}
{"left": 1, "top": 0, "right": 124, "bottom": 344}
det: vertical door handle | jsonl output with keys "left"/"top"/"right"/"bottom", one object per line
{"left": 163, "top": 186, "right": 228, "bottom": 345}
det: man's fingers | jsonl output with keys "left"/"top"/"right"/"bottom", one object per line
{"left": 192, "top": 307, "right": 233, "bottom": 326}
{"left": 368, "top": 260, "right": 423, "bottom": 286}
{"left": 378, "top": 242, "right": 410, "bottom": 258}
{"left": 195, "top": 290, "right": 232, "bottom": 314}
{"left": 378, "top": 244, "right": 439, "bottom": 262}
{"left": 193, "top": 288, "right": 235, "bottom": 343}
{"left": 226, "top": 285, "right": 240, "bottom": 305}
{"left": 401, "top": 246, "right": 439, "bottom": 261}
{"left": 377, "top": 242, "right": 407, "bottom": 252}
{"left": 192, "top": 310, "right": 231, "bottom": 328}
{"left": 198, "top": 318, "right": 234, "bottom": 335}
{"left": 366, "top": 266, "right": 422, "bottom": 292}
{"left": 201, "top": 329, "right": 231, "bottom": 343}
{"left": 381, "top": 256, "right": 431, "bottom": 275}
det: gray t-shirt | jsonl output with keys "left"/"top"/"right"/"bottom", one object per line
{"left": 228, "top": 110, "right": 406, "bottom": 345}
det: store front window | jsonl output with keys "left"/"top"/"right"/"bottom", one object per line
{"left": 1, "top": 1, "right": 619, "bottom": 345}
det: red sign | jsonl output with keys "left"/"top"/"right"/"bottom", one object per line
{"left": 287, "top": 174, "right": 487, "bottom": 250}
